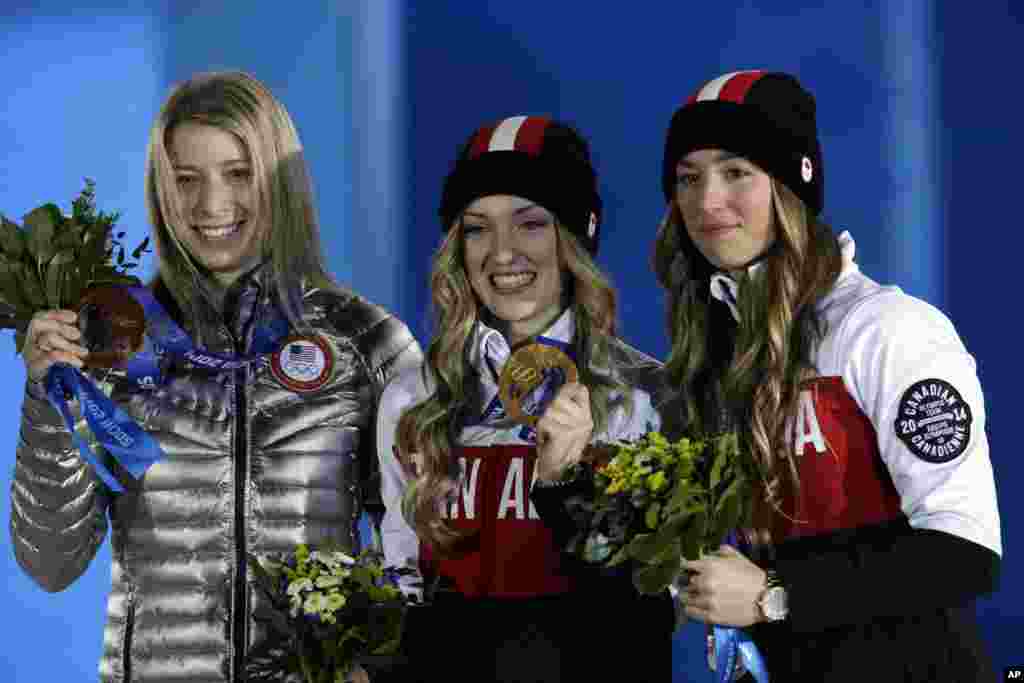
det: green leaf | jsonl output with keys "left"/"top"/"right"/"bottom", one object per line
{"left": 371, "top": 636, "right": 402, "bottom": 655}
{"left": 18, "top": 264, "right": 47, "bottom": 308}
{"left": 0, "top": 216, "right": 25, "bottom": 259}
{"left": 666, "top": 480, "right": 698, "bottom": 516}
{"left": 82, "top": 222, "right": 111, "bottom": 262}
{"left": 605, "top": 545, "right": 633, "bottom": 567}
{"left": 633, "top": 559, "right": 681, "bottom": 595}
{"left": 131, "top": 236, "right": 151, "bottom": 259}
{"left": 709, "top": 441, "right": 728, "bottom": 492}
{"left": 23, "top": 206, "right": 56, "bottom": 263}
{"left": 46, "top": 250, "right": 75, "bottom": 309}
{"left": 645, "top": 501, "right": 661, "bottom": 530}
{"left": 0, "top": 261, "right": 28, "bottom": 311}
{"left": 680, "top": 511, "right": 706, "bottom": 561}
{"left": 63, "top": 264, "right": 83, "bottom": 309}
{"left": 711, "top": 481, "right": 743, "bottom": 549}
{"left": 52, "top": 228, "right": 83, "bottom": 251}
{"left": 624, "top": 532, "right": 659, "bottom": 563}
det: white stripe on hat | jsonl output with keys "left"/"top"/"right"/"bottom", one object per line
{"left": 488, "top": 115, "right": 529, "bottom": 151}
{"left": 696, "top": 71, "right": 755, "bottom": 101}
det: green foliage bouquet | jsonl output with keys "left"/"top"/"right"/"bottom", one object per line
{"left": 566, "top": 431, "right": 754, "bottom": 595}
{"left": 0, "top": 178, "right": 150, "bottom": 351}
{"left": 246, "top": 545, "right": 417, "bottom": 683}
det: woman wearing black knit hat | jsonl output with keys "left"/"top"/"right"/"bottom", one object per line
{"left": 377, "top": 115, "right": 676, "bottom": 682}
{"left": 654, "top": 70, "right": 1002, "bottom": 681}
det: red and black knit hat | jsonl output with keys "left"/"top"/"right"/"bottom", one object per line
{"left": 662, "top": 70, "right": 824, "bottom": 215}
{"left": 439, "top": 115, "right": 603, "bottom": 254}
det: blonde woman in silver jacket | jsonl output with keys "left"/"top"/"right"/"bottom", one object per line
{"left": 10, "top": 72, "right": 421, "bottom": 683}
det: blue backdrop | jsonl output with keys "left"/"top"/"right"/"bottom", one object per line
{"left": 1, "top": 1, "right": 1020, "bottom": 680}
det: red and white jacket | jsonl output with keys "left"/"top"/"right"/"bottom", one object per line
{"left": 707, "top": 232, "right": 999, "bottom": 553}
{"left": 376, "top": 310, "right": 664, "bottom": 599}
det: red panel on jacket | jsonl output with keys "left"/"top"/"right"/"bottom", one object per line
{"left": 420, "top": 445, "right": 572, "bottom": 598}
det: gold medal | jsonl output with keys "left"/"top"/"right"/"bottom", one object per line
{"left": 498, "top": 343, "right": 578, "bottom": 426}
{"left": 78, "top": 285, "right": 146, "bottom": 369}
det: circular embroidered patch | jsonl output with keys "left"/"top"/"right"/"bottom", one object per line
{"left": 894, "top": 378, "right": 972, "bottom": 463}
{"left": 270, "top": 335, "right": 333, "bottom": 392}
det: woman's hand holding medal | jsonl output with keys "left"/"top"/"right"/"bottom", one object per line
{"left": 535, "top": 381, "right": 593, "bottom": 482}
{"left": 497, "top": 342, "right": 593, "bottom": 482}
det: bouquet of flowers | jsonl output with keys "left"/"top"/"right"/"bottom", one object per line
{"left": 566, "top": 431, "right": 754, "bottom": 595}
{"left": 0, "top": 178, "right": 150, "bottom": 351}
{"left": 246, "top": 545, "right": 417, "bottom": 683}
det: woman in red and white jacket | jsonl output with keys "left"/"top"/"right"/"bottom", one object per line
{"left": 653, "top": 70, "right": 1002, "bottom": 681}
{"left": 377, "top": 116, "right": 676, "bottom": 682}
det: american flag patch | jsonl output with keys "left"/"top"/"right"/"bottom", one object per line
{"left": 270, "top": 335, "right": 333, "bottom": 392}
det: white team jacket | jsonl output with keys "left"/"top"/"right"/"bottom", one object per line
{"left": 710, "top": 231, "right": 1001, "bottom": 555}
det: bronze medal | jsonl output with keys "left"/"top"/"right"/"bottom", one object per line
{"left": 498, "top": 343, "right": 578, "bottom": 426}
{"left": 77, "top": 285, "right": 146, "bottom": 369}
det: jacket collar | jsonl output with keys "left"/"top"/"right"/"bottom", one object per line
{"left": 709, "top": 230, "right": 858, "bottom": 322}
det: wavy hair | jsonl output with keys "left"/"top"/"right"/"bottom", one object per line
{"left": 652, "top": 180, "right": 842, "bottom": 534}
{"left": 144, "top": 71, "right": 339, "bottom": 341}
{"left": 396, "top": 221, "right": 629, "bottom": 553}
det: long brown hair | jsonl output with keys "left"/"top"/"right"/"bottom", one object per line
{"left": 396, "top": 221, "right": 629, "bottom": 554}
{"left": 652, "top": 180, "right": 843, "bottom": 532}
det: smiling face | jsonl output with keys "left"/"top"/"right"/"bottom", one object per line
{"left": 167, "top": 121, "right": 266, "bottom": 286}
{"left": 460, "top": 194, "right": 564, "bottom": 345}
{"left": 674, "top": 148, "right": 776, "bottom": 275}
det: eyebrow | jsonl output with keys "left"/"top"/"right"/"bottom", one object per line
{"left": 463, "top": 202, "right": 543, "bottom": 219}
{"left": 172, "top": 159, "right": 250, "bottom": 171}
{"left": 677, "top": 151, "right": 741, "bottom": 169}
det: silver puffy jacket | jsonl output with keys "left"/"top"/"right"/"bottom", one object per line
{"left": 10, "top": 270, "right": 421, "bottom": 682}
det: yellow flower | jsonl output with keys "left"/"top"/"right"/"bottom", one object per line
{"left": 605, "top": 479, "right": 626, "bottom": 495}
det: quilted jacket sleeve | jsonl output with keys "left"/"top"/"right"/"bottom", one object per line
{"left": 9, "top": 379, "right": 112, "bottom": 592}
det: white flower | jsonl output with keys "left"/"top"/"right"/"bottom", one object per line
{"left": 311, "top": 550, "right": 356, "bottom": 571}
{"left": 287, "top": 577, "right": 313, "bottom": 597}
{"left": 303, "top": 591, "right": 328, "bottom": 615}
{"left": 330, "top": 551, "right": 356, "bottom": 566}
{"left": 315, "top": 574, "right": 343, "bottom": 589}
{"left": 326, "top": 592, "right": 347, "bottom": 612}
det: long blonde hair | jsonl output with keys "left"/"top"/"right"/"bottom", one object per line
{"left": 652, "top": 180, "right": 842, "bottom": 530}
{"left": 144, "top": 71, "right": 339, "bottom": 339}
{"left": 397, "top": 221, "right": 629, "bottom": 553}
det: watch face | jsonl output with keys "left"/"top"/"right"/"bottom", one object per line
{"left": 762, "top": 586, "right": 788, "bottom": 621}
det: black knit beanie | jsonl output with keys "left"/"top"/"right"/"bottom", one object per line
{"left": 439, "top": 115, "right": 603, "bottom": 254}
{"left": 662, "top": 70, "right": 824, "bottom": 215}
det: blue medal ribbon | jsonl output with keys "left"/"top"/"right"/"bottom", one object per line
{"left": 44, "top": 285, "right": 291, "bottom": 492}
{"left": 710, "top": 531, "right": 770, "bottom": 682}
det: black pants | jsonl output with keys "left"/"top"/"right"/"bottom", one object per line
{"left": 397, "top": 589, "right": 674, "bottom": 683}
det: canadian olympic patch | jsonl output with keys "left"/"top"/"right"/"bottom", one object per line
{"left": 894, "top": 378, "right": 972, "bottom": 463}
{"left": 270, "top": 335, "right": 333, "bottom": 392}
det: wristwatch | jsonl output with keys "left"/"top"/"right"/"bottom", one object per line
{"left": 756, "top": 570, "right": 788, "bottom": 622}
